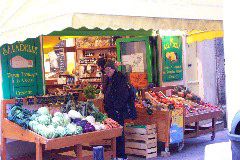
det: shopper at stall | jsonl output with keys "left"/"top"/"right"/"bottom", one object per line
{"left": 96, "top": 57, "right": 107, "bottom": 92}
{"left": 103, "top": 60, "right": 129, "bottom": 160}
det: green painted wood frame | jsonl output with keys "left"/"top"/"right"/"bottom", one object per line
{"left": 0, "top": 37, "right": 44, "bottom": 99}
{"left": 0, "top": 27, "right": 155, "bottom": 98}
{"left": 47, "top": 27, "right": 155, "bottom": 37}
{"left": 116, "top": 37, "right": 153, "bottom": 83}
{"left": 155, "top": 35, "right": 161, "bottom": 86}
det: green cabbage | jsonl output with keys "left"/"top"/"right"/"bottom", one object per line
{"left": 45, "top": 125, "right": 57, "bottom": 139}
{"left": 37, "top": 107, "right": 50, "bottom": 115}
{"left": 68, "top": 110, "right": 83, "bottom": 119}
{"left": 29, "top": 120, "right": 39, "bottom": 130}
{"left": 29, "top": 109, "right": 83, "bottom": 138}
{"left": 36, "top": 114, "right": 52, "bottom": 126}
{"left": 30, "top": 113, "right": 40, "bottom": 121}
{"left": 34, "top": 124, "right": 57, "bottom": 139}
{"left": 55, "top": 126, "right": 67, "bottom": 137}
{"left": 54, "top": 112, "right": 64, "bottom": 118}
{"left": 52, "top": 116, "right": 64, "bottom": 128}
{"left": 66, "top": 123, "right": 77, "bottom": 135}
{"left": 76, "top": 126, "right": 83, "bottom": 134}
{"left": 63, "top": 113, "right": 71, "bottom": 127}
{"left": 34, "top": 123, "right": 47, "bottom": 134}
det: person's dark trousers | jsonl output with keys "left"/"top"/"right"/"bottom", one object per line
{"left": 108, "top": 110, "right": 126, "bottom": 159}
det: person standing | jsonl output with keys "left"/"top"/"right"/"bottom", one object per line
{"left": 96, "top": 57, "right": 107, "bottom": 93}
{"left": 103, "top": 60, "right": 129, "bottom": 160}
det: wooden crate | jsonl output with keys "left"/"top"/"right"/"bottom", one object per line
{"left": 125, "top": 124, "right": 157, "bottom": 159}
{"left": 144, "top": 92, "right": 159, "bottom": 107}
{"left": 126, "top": 108, "right": 171, "bottom": 144}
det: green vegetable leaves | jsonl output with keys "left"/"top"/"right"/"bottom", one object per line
{"left": 7, "top": 105, "right": 35, "bottom": 129}
{"left": 83, "top": 85, "right": 100, "bottom": 99}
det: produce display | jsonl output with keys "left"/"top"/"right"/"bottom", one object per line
{"left": 61, "top": 100, "right": 106, "bottom": 120}
{"left": 145, "top": 88, "right": 222, "bottom": 116}
{"left": 8, "top": 105, "right": 36, "bottom": 129}
{"left": 172, "top": 86, "right": 202, "bottom": 104}
{"left": 7, "top": 100, "right": 120, "bottom": 139}
{"left": 135, "top": 99, "right": 154, "bottom": 115}
{"left": 83, "top": 85, "right": 100, "bottom": 99}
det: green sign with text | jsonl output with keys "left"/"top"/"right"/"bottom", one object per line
{"left": 162, "top": 36, "right": 183, "bottom": 82}
{"left": 0, "top": 37, "right": 44, "bottom": 99}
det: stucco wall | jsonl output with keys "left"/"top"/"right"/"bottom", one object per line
{"left": 197, "top": 39, "right": 217, "bottom": 104}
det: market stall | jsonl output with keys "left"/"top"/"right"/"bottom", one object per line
{"left": 143, "top": 86, "right": 223, "bottom": 139}
{"left": 125, "top": 85, "right": 223, "bottom": 157}
{"left": 0, "top": 9, "right": 224, "bottom": 159}
{"left": 1, "top": 98, "right": 122, "bottom": 160}
{"left": 0, "top": 35, "right": 126, "bottom": 159}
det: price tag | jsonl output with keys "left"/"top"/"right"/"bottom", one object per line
{"left": 129, "top": 72, "right": 148, "bottom": 88}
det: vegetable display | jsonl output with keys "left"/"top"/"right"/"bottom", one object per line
{"left": 37, "top": 107, "right": 50, "bottom": 115}
{"left": 145, "top": 89, "right": 222, "bottom": 116}
{"left": 61, "top": 100, "right": 108, "bottom": 122}
{"left": 55, "top": 126, "right": 67, "bottom": 137}
{"left": 68, "top": 110, "right": 84, "bottom": 119}
{"left": 7, "top": 101, "right": 120, "bottom": 139}
{"left": 66, "top": 123, "right": 80, "bottom": 135}
{"left": 61, "top": 99, "right": 77, "bottom": 113}
{"left": 83, "top": 85, "right": 100, "bottom": 99}
{"left": 8, "top": 105, "right": 35, "bottom": 129}
{"left": 173, "top": 86, "right": 202, "bottom": 103}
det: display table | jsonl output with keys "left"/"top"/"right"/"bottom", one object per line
{"left": 184, "top": 110, "right": 222, "bottom": 140}
{"left": 145, "top": 86, "right": 223, "bottom": 140}
{"left": 0, "top": 99, "right": 122, "bottom": 160}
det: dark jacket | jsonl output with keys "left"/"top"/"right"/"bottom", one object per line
{"left": 101, "top": 73, "right": 108, "bottom": 94}
{"left": 104, "top": 71, "right": 129, "bottom": 115}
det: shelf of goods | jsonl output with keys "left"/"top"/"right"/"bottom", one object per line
{"left": 144, "top": 86, "right": 223, "bottom": 141}
{"left": 78, "top": 46, "right": 116, "bottom": 51}
{"left": 0, "top": 98, "right": 122, "bottom": 160}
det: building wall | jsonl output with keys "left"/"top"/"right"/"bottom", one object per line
{"left": 185, "top": 42, "right": 200, "bottom": 95}
{"left": 197, "top": 39, "right": 217, "bottom": 104}
{"left": 186, "top": 38, "right": 225, "bottom": 105}
{"left": 215, "top": 38, "right": 226, "bottom": 105}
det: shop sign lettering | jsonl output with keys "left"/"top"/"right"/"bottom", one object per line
{"left": 1, "top": 42, "right": 39, "bottom": 56}
{"left": 0, "top": 37, "right": 44, "bottom": 99}
{"left": 162, "top": 36, "right": 183, "bottom": 82}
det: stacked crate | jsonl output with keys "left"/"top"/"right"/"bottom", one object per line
{"left": 125, "top": 124, "right": 157, "bottom": 159}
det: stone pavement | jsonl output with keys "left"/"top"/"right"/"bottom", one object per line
{"left": 0, "top": 129, "right": 233, "bottom": 160}
{"left": 128, "top": 129, "right": 231, "bottom": 160}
